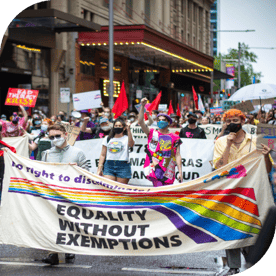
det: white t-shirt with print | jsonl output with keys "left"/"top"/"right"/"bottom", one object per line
{"left": 102, "top": 135, "right": 130, "bottom": 161}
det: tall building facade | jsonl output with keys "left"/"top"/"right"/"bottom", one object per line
{"left": 0, "top": 0, "right": 215, "bottom": 116}
{"left": 210, "top": 0, "right": 220, "bottom": 56}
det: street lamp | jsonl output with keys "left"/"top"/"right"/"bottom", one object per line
{"left": 210, "top": 29, "right": 255, "bottom": 101}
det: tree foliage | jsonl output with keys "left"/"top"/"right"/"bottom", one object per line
{"left": 214, "top": 43, "right": 263, "bottom": 91}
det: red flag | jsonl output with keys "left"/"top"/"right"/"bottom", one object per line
{"left": 168, "top": 100, "right": 174, "bottom": 115}
{"left": 147, "top": 91, "right": 162, "bottom": 114}
{"left": 112, "top": 81, "right": 128, "bottom": 119}
{"left": 192, "top": 86, "right": 199, "bottom": 109}
{"left": 176, "top": 103, "right": 181, "bottom": 117}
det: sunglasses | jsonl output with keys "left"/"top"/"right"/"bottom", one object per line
{"left": 49, "top": 134, "right": 62, "bottom": 140}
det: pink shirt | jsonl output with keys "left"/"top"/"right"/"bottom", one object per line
{"left": 0, "top": 118, "right": 27, "bottom": 137}
{"left": 144, "top": 128, "right": 182, "bottom": 185}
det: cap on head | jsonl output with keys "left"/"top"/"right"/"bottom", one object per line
{"left": 1, "top": 114, "right": 6, "bottom": 119}
{"left": 99, "top": 117, "right": 109, "bottom": 125}
{"left": 187, "top": 112, "right": 198, "bottom": 118}
{"left": 157, "top": 113, "right": 172, "bottom": 125}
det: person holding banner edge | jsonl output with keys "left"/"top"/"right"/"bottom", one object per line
{"left": 213, "top": 108, "right": 272, "bottom": 276}
{"left": 138, "top": 98, "right": 183, "bottom": 186}
{"left": 97, "top": 117, "right": 135, "bottom": 184}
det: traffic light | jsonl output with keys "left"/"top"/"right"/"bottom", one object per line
{"left": 228, "top": 93, "right": 231, "bottom": 97}
{"left": 220, "top": 91, "right": 224, "bottom": 98}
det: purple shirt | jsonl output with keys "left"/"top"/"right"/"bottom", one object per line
{"left": 75, "top": 121, "right": 95, "bottom": 140}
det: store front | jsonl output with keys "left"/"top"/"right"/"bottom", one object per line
{"left": 77, "top": 25, "right": 215, "bottom": 111}
{"left": 0, "top": 41, "right": 50, "bottom": 116}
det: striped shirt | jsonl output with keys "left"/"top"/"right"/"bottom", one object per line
{"left": 41, "top": 144, "right": 89, "bottom": 171}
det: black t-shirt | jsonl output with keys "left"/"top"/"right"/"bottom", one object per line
{"left": 0, "top": 144, "right": 5, "bottom": 180}
{"left": 90, "top": 127, "right": 111, "bottom": 139}
{"left": 179, "top": 126, "right": 206, "bottom": 139}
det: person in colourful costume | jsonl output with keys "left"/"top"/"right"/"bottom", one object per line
{"left": 138, "top": 98, "right": 183, "bottom": 186}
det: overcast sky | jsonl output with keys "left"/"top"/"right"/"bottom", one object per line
{"left": 219, "top": 0, "right": 276, "bottom": 84}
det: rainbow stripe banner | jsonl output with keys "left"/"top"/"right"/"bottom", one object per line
{"left": 0, "top": 150, "right": 274, "bottom": 255}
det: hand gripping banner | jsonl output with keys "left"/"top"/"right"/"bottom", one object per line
{"left": 0, "top": 149, "right": 274, "bottom": 256}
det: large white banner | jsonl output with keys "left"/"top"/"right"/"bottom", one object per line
{"left": 131, "top": 124, "right": 257, "bottom": 140}
{"left": 2, "top": 135, "right": 29, "bottom": 157}
{"left": 0, "top": 150, "right": 273, "bottom": 255}
{"left": 74, "top": 138, "right": 214, "bottom": 186}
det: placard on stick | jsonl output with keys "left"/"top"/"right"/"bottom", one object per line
{"left": 233, "top": 101, "right": 254, "bottom": 113}
{"left": 256, "top": 123, "right": 276, "bottom": 150}
{"left": 56, "top": 123, "right": 81, "bottom": 146}
{"left": 5, "top": 88, "right": 39, "bottom": 107}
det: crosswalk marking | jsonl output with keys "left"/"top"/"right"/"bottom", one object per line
{"left": 122, "top": 267, "right": 216, "bottom": 275}
{"left": 0, "top": 261, "right": 92, "bottom": 268}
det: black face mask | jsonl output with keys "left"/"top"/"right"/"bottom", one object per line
{"left": 114, "top": 127, "right": 124, "bottom": 134}
{"left": 227, "top": 123, "right": 242, "bottom": 133}
{"left": 12, "top": 120, "right": 18, "bottom": 125}
{"left": 188, "top": 118, "right": 197, "bottom": 124}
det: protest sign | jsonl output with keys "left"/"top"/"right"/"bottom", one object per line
{"left": 158, "top": 104, "right": 167, "bottom": 111}
{"left": 73, "top": 90, "right": 102, "bottom": 110}
{"left": 0, "top": 149, "right": 273, "bottom": 255}
{"left": 210, "top": 107, "right": 223, "bottom": 115}
{"left": 5, "top": 88, "right": 39, "bottom": 107}
{"left": 222, "top": 100, "right": 240, "bottom": 111}
{"left": 256, "top": 123, "right": 276, "bottom": 150}
{"left": 243, "top": 124, "right": 257, "bottom": 135}
{"left": 57, "top": 123, "right": 81, "bottom": 146}
{"left": 75, "top": 138, "right": 214, "bottom": 185}
{"left": 130, "top": 125, "right": 222, "bottom": 140}
{"left": 60, "top": 88, "right": 70, "bottom": 103}
{"left": 233, "top": 101, "right": 254, "bottom": 113}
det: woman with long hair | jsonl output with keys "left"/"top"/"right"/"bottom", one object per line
{"left": 97, "top": 117, "right": 135, "bottom": 184}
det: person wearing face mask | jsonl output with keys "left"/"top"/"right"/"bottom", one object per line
{"left": 80, "top": 117, "right": 112, "bottom": 139}
{"left": 29, "top": 117, "right": 43, "bottom": 137}
{"left": 97, "top": 117, "right": 135, "bottom": 184}
{"left": 179, "top": 112, "right": 206, "bottom": 139}
{"left": 74, "top": 110, "right": 95, "bottom": 140}
{"left": 40, "top": 124, "right": 89, "bottom": 265}
{"left": 28, "top": 119, "right": 53, "bottom": 160}
{"left": 170, "top": 114, "right": 180, "bottom": 128}
{"left": 90, "top": 108, "right": 100, "bottom": 126}
{"left": 138, "top": 98, "right": 183, "bottom": 186}
{"left": 0, "top": 105, "right": 28, "bottom": 137}
{"left": 128, "top": 112, "right": 139, "bottom": 127}
{"left": 102, "top": 107, "right": 113, "bottom": 122}
{"left": 213, "top": 108, "right": 272, "bottom": 276}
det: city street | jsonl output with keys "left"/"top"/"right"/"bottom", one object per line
{"left": 0, "top": 244, "right": 248, "bottom": 276}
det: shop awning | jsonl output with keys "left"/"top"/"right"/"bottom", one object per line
{"left": 78, "top": 25, "right": 214, "bottom": 73}
{"left": 9, "top": 9, "right": 101, "bottom": 33}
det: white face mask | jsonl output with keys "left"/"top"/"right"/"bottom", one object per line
{"left": 104, "top": 112, "right": 110, "bottom": 117}
{"left": 91, "top": 114, "right": 95, "bottom": 118}
{"left": 152, "top": 115, "right": 157, "bottom": 120}
{"left": 52, "top": 137, "right": 66, "bottom": 147}
{"left": 41, "top": 125, "right": 48, "bottom": 132}
{"left": 129, "top": 118, "right": 135, "bottom": 122}
{"left": 101, "top": 126, "right": 111, "bottom": 131}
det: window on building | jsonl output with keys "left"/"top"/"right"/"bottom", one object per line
{"left": 174, "top": 25, "right": 177, "bottom": 39}
{"left": 211, "top": 13, "right": 217, "bottom": 20}
{"left": 173, "top": 0, "right": 177, "bottom": 10}
{"left": 181, "top": 0, "right": 186, "bottom": 15}
{"left": 103, "top": 0, "right": 109, "bottom": 8}
{"left": 206, "top": 11, "right": 209, "bottom": 29}
{"left": 193, "top": 36, "right": 196, "bottom": 47}
{"left": 181, "top": 30, "right": 184, "bottom": 42}
{"left": 126, "top": 0, "right": 133, "bottom": 19}
{"left": 193, "top": 3, "right": 197, "bottom": 22}
{"left": 188, "top": 0, "right": 192, "bottom": 19}
{"left": 145, "top": 0, "right": 150, "bottom": 26}
{"left": 199, "top": 7, "right": 203, "bottom": 26}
